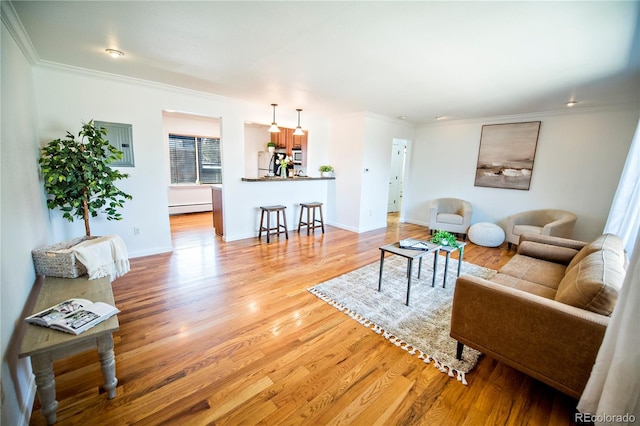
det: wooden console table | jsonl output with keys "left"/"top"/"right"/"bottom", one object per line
{"left": 19, "top": 275, "right": 119, "bottom": 425}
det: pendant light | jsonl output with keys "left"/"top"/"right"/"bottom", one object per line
{"left": 268, "top": 104, "right": 280, "bottom": 133}
{"left": 293, "top": 109, "right": 305, "bottom": 136}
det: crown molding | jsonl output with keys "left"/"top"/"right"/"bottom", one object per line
{"left": 417, "top": 103, "right": 640, "bottom": 128}
{"left": 35, "top": 59, "right": 245, "bottom": 106}
{"left": 1, "top": 1, "right": 39, "bottom": 64}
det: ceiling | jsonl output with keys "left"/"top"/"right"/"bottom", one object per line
{"left": 8, "top": 1, "right": 640, "bottom": 124}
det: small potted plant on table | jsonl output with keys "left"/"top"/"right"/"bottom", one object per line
{"left": 430, "top": 230, "right": 460, "bottom": 248}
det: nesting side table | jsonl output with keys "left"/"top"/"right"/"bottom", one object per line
{"left": 437, "top": 241, "right": 467, "bottom": 288}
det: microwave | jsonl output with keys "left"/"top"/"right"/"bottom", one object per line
{"left": 292, "top": 149, "right": 303, "bottom": 164}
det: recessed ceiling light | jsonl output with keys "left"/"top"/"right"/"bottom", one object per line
{"left": 398, "top": 116, "right": 408, "bottom": 120}
{"left": 435, "top": 116, "right": 447, "bottom": 121}
{"left": 105, "top": 48, "right": 125, "bottom": 59}
{"left": 565, "top": 101, "right": 578, "bottom": 107}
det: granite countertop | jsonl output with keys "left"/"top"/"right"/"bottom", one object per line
{"left": 241, "top": 176, "right": 335, "bottom": 182}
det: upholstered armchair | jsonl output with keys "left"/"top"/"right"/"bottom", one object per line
{"left": 429, "top": 198, "right": 473, "bottom": 240}
{"left": 505, "top": 209, "right": 577, "bottom": 249}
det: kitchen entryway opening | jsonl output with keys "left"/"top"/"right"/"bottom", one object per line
{"left": 162, "top": 110, "right": 222, "bottom": 235}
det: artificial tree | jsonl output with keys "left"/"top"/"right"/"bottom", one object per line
{"left": 38, "top": 120, "right": 133, "bottom": 236}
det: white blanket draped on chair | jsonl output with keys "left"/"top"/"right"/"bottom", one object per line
{"left": 72, "top": 235, "right": 130, "bottom": 281}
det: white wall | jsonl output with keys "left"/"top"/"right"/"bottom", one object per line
{"left": 244, "top": 123, "right": 271, "bottom": 178}
{"left": 327, "top": 112, "right": 414, "bottom": 232}
{"left": 361, "top": 114, "right": 414, "bottom": 231}
{"left": 403, "top": 107, "right": 640, "bottom": 241}
{"left": 31, "top": 64, "right": 333, "bottom": 246}
{"left": 1, "top": 20, "right": 49, "bottom": 426}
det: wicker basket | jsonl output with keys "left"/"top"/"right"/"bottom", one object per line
{"left": 31, "top": 236, "right": 99, "bottom": 278}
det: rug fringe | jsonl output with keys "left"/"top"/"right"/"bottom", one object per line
{"left": 308, "top": 287, "right": 469, "bottom": 386}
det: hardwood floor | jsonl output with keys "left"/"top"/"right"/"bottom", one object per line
{"left": 29, "top": 212, "right": 580, "bottom": 425}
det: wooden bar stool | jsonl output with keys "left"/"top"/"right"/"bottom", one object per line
{"left": 258, "top": 205, "right": 288, "bottom": 243}
{"left": 297, "top": 202, "right": 325, "bottom": 235}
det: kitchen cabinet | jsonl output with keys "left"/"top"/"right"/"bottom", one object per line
{"left": 211, "top": 186, "right": 223, "bottom": 236}
{"left": 270, "top": 128, "right": 308, "bottom": 162}
{"left": 270, "top": 128, "right": 291, "bottom": 150}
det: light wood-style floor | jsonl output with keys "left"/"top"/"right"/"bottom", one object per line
{"left": 29, "top": 212, "right": 580, "bottom": 425}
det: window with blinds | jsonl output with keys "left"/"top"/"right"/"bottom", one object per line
{"left": 168, "top": 134, "right": 222, "bottom": 184}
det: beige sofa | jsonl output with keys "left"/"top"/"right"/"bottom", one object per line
{"left": 505, "top": 209, "right": 577, "bottom": 249}
{"left": 450, "top": 233, "right": 627, "bottom": 398}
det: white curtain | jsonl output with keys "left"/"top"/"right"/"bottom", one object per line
{"left": 577, "top": 119, "right": 640, "bottom": 425}
{"left": 603, "top": 118, "right": 640, "bottom": 256}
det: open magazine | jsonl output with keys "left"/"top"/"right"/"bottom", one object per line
{"left": 25, "top": 298, "right": 119, "bottom": 335}
{"left": 398, "top": 238, "right": 438, "bottom": 251}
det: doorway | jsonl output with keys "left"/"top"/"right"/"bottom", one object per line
{"left": 388, "top": 139, "right": 407, "bottom": 215}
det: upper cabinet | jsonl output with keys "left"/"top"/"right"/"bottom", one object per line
{"left": 271, "top": 128, "right": 308, "bottom": 157}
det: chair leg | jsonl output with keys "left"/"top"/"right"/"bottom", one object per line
{"left": 259, "top": 210, "right": 265, "bottom": 240}
{"left": 282, "top": 210, "right": 288, "bottom": 239}
{"left": 266, "top": 211, "right": 271, "bottom": 243}
{"left": 297, "top": 205, "right": 304, "bottom": 233}
{"left": 318, "top": 205, "right": 325, "bottom": 233}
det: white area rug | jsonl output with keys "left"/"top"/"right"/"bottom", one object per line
{"left": 308, "top": 254, "right": 496, "bottom": 384}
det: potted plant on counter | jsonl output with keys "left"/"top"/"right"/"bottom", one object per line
{"left": 267, "top": 141, "right": 276, "bottom": 153}
{"left": 319, "top": 165, "right": 334, "bottom": 177}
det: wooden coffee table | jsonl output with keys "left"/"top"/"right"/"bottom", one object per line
{"left": 378, "top": 241, "right": 441, "bottom": 305}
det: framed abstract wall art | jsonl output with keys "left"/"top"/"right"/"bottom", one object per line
{"left": 474, "top": 121, "right": 541, "bottom": 190}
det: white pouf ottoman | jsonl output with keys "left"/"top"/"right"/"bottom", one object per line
{"left": 468, "top": 222, "right": 505, "bottom": 247}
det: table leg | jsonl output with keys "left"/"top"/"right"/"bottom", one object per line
{"left": 406, "top": 258, "right": 413, "bottom": 305}
{"left": 378, "top": 249, "right": 385, "bottom": 292}
{"left": 457, "top": 246, "right": 464, "bottom": 277}
{"left": 98, "top": 334, "right": 118, "bottom": 399}
{"left": 31, "top": 354, "right": 58, "bottom": 425}
{"left": 432, "top": 249, "right": 439, "bottom": 287}
{"left": 443, "top": 251, "right": 451, "bottom": 288}
{"left": 418, "top": 256, "right": 423, "bottom": 279}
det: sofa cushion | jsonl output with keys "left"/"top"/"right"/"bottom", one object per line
{"left": 491, "top": 273, "right": 557, "bottom": 300}
{"left": 566, "top": 233, "right": 625, "bottom": 272}
{"left": 513, "top": 224, "right": 543, "bottom": 237}
{"left": 555, "top": 250, "right": 625, "bottom": 316}
{"left": 437, "top": 213, "right": 463, "bottom": 225}
{"left": 498, "top": 254, "right": 567, "bottom": 290}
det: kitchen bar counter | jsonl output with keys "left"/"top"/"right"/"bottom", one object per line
{"left": 241, "top": 176, "right": 335, "bottom": 182}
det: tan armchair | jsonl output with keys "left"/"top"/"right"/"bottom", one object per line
{"left": 429, "top": 198, "right": 472, "bottom": 240}
{"left": 505, "top": 209, "right": 577, "bottom": 249}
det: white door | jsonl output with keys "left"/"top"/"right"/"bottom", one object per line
{"left": 388, "top": 141, "right": 406, "bottom": 212}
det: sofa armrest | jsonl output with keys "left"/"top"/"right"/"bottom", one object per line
{"left": 450, "top": 274, "right": 608, "bottom": 398}
{"left": 542, "top": 214, "right": 577, "bottom": 238}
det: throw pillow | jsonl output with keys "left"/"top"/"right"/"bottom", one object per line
{"left": 555, "top": 250, "right": 625, "bottom": 316}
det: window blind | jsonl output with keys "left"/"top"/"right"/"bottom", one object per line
{"left": 169, "top": 134, "right": 221, "bottom": 184}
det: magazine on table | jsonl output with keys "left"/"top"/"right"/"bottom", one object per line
{"left": 25, "top": 298, "right": 119, "bottom": 335}
{"left": 398, "top": 238, "right": 438, "bottom": 251}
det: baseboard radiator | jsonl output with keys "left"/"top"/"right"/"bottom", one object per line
{"left": 169, "top": 203, "right": 212, "bottom": 215}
